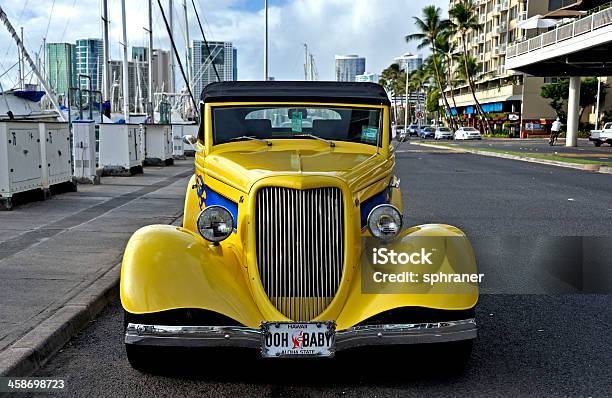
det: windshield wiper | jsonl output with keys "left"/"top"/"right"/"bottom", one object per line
{"left": 228, "top": 136, "right": 272, "bottom": 146}
{"left": 294, "top": 134, "right": 335, "bottom": 147}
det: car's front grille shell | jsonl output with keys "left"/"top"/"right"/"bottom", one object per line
{"left": 256, "top": 186, "right": 345, "bottom": 321}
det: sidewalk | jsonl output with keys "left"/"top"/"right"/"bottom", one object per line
{"left": 0, "top": 160, "right": 193, "bottom": 376}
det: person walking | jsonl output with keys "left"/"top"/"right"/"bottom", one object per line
{"left": 550, "top": 117, "right": 562, "bottom": 146}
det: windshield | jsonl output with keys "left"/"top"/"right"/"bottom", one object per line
{"left": 212, "top": 106, "right": 382, "bottom": 146}
{"left": 439, "top": 128, "right": 451, "bottom": 132}
{"left": 464, "top": 127, "right": 478, "bottom": 132}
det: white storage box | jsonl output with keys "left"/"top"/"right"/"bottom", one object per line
{"left": 0, "top": 121, "right": 43, "bottom": 209}
{"left": 98, "top": 123, "right": 144, "bottom": 176}
{"left": 143, "top": 124, "right": 174, "bottom": 166}
{"left": 39, "top": 121, "right": 74, "bottom": 190}
{"left": 72, "top": 120, "right": 99, "bottom": 184}
{"left": 172, "top": 124, "right": 185, "bottom": 158}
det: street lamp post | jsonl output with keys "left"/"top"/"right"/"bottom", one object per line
{"left": 395, "top": 52, "right": 413, "bottom": 137}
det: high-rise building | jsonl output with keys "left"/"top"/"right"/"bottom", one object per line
{"left": 233, "top": 48, "right": 238, "bottom": 81}
{"left": 109, "top": 59, "right": 149, "bottom": 113}
{"left": 190, "top": 40, "right": 236, "bottom": 99}
{"left": 45, "top": 43, "right": 76, "bottom": 103}
{"left": 151, "top": 49, "right": 172, "bottom": 94}
{"left": 444, "top": 0, "right": 596, "bottom": 132}
{"left": 132, "top": 47, "right": 148, "bottom": 62}
{"left": 404, "top": 55, "right": 423, "bottom": 73}
{"left": 75, "top": 39, "right": 103, "bottom": 92}
{"left": 355, "top": 73, "right": 380, "bottom": 83}
{"left": 335, "top": 55, "right": 365, "bottom": 82}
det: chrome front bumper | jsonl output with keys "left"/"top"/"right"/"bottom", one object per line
{"left": 125, "top": 319, "right": 477, "bottom": 351}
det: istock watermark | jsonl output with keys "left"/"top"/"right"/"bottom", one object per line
{"left": 361, "top": 236, "right": 484, "bottom": 294}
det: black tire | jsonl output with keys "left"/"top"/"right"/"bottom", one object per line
{"left": 125, "top": 343, "right": 157, "bottom": 372}
{"left": 124, "top": 311, "right": 158, "bottom": 372}
{"left": 1, "top": 198, "right": 13, "bottom": 211}
{"left": 594, "top": 141, "right": 602, "bottom": 147}
{"left": 441, "top": 339, "right": 473, "bottom": 372}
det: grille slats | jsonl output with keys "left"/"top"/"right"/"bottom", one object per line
{"left": 256, "top": 187, "right": 345, "bottom": 321}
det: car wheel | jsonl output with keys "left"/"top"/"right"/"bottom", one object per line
{"left": 594, "top": 141, "right": 601, "bottom": 147}
{"left": 436, "top": 339, "right": 473, "bottom": 372}
{"left": 124, "top": 310, "right": 163, "bottom": 372}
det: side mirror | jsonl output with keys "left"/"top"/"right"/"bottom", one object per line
{"left": 183, "top": 135, "right": 197, "bottom": 145}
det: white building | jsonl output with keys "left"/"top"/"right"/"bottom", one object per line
{"left": 355, "top": 73, "right": 380, "bottom": 83}
{"left": 335, "top": 55, "right": 366, "bottom": 82}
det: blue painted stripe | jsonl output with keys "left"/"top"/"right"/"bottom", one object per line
{"left": 360, "top": 188, "right": 391, "bottom": 228}
{"left": 204, "top": 186, "right": 239, "bottom": 229}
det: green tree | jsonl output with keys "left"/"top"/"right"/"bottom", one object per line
{"left": 435, "top": 33, "right": 460, "bottom": 121}
{"left": 379, "top": 63, "right": 404, "bottom": 124}
{"left": 406, "top": 6, "right": 456, "bottom": 129}
{"left": 449, "top": 0, "right": 492, "bottom": 134}
{"left": 541, "top": 78, "right": 608, "bottom": 121}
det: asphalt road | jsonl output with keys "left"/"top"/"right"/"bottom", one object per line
{"left": 422, "top": 137, "right": 612, "bottom": 162}
{"left": 32, "top": 150, "right": 612, "bottom": 397}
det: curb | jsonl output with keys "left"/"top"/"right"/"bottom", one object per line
{"left": 408, "top": 142, "right": 612, "bottom": 175}
{"left": 0, "top": 266, "right": 120, "bottom": 377}
{"left": 0, "top": 214, "right": 184, "bottom": 377}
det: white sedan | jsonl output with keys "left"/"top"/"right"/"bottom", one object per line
{"left": 454, "top": 127, "right": 482, "bottom": 140}
{"left": 434, "top": 127, "right": 453, "bottom": 140}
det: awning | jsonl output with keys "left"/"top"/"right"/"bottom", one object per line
{"left": 516, "top": 15, "right": 559, "bottom": 29}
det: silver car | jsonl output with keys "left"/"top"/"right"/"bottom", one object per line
{"left": 435, "top": 127, "right": 453, "bottom": 140}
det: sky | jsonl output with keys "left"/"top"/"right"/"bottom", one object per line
{"left": 0, "top": 0, "right": 446, "bottom": 90}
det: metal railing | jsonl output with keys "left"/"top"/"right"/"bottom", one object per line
{"left": 507, "top": 3, "right": 612, "bottom": 59}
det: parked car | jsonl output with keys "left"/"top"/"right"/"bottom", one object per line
{"left": 408, "top": 124, "right": 420, "bottom": 136}
{"left": 120, "top": 81, "right": 478, "bottom": 369}
{"left": 418, "top": 126, "right": 435, "bottom": 139}
{"left": 454, "top": 126, "right": 482, "bottom": 140}
{"left": 434, "top": 127, "right": 453, "bottom": 140}
{"left": 590, "top": 122, "right": 612, "bottom": 147}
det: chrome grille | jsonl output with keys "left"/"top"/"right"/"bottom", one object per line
{"left": 256, "top": 187, "right": 345, "bottom": 321}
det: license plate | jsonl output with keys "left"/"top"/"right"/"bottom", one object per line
{"left": 261, "top": 322, "right": 336, "bottom": 358}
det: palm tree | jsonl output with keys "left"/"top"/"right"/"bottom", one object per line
{"left": 379, "top": 63, "right": 404, "bottom": 124}
{"left": 435, "top": 34, "right": 460, "bottom": 126}
{"left": 449, "top": 0, "right": 492, "bottom": 134}
{"left": 406, "top": 6, "right": 456, "bottom": 129}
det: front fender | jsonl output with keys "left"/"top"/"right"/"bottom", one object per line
{"left": 335, "top": 224, "right": 479, "bottom": 329}
{"left": 120, "top": 225, "right": 264, "bottom": 328}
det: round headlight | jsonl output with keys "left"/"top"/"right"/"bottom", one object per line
{"left": 367, "top": 204, "right": 402, "bottom": 241}
{"left": 197, "top": 206, "right": 234, "bottom": 243}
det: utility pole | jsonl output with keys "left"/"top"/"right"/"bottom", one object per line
{"left": 595, "top": 76, "right": 602, "bottom": 130}
{"left": 101, "top": 0, "right": 111, "bottom": 102}
{"left": 182, "top": 0, "right": 191, "bottom": 90}
{"left": 168, "top": 0, "right": 175, "bottom": 92}
{"left": 264, "top": 0, "right": 268, "bottom": 81}
{"left": 120, "top": 0, "right": 130, "bottom": 121}
{"left": 147, "top": 0, "right": 154, "bottom": 122}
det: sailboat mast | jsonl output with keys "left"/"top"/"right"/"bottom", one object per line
{"left": 147, "top": 0, "right": 154, "bottom": 122}
{"left": 101, "top": 0, "right": 111, "bottom": 102}
{"left": 0, "top": 6, "right": 66, "bottom": 120}
{"left": 168, "top": 0, "right": 175, "bottom": 92}
{"left": 120, "top": 0, "right": 130, "bottom": 120}
{"left": 182, "top": 0, "right": 191, "bottom": 92}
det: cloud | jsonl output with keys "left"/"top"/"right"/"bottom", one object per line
{"left": 0, "top": 0, "right": 445, "bottom": 89}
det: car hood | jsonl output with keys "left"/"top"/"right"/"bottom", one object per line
{"left": 203, "top": 146, "right": 391, "bottom": 193}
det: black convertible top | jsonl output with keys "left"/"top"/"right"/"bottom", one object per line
{"left": 200, "top": 81, "right": 391, "bottom": 106}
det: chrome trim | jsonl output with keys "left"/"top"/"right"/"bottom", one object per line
{"left": 125, "top": 318, "right": 477, "bottom": 350}
{"left": 256, "top": 187, "right": 345, "bottom": 321}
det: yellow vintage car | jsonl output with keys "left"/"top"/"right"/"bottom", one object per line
{"left": 120, "top": 81, "right": 478, "bottom": 368}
